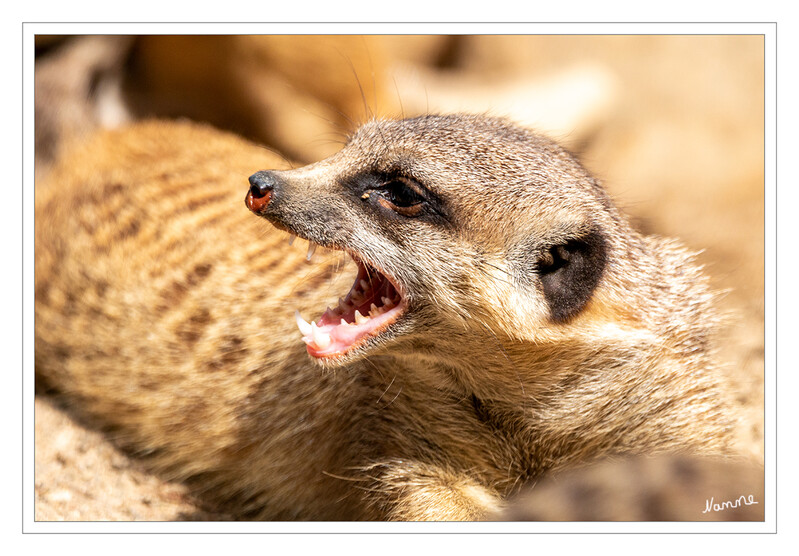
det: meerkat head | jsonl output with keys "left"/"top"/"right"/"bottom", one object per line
{"left": 245, "top": 114, "right": 629, "bottom": 367}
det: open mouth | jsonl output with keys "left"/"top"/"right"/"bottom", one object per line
{"left": 294, "top": 251, "right": 406, "bottom": 359}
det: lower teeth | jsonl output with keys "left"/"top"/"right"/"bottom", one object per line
{"left": 354, "top": 310, "right": 368, "bottom": 325}
{"left": 310, "top": 322, "right": 331, "bottom": 349}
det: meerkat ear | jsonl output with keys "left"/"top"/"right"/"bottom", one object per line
{"left": 537, "top": 229, "right": 608, "bottom": 323}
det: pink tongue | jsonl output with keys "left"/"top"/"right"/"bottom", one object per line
{"left": 329, "top": 321, "right": 367, "bottom": 344}
{"left": 303, "top": 262, "right": 402, "bottom": 357}
{"left": 305, "top": 303, "right": 403, "bottom": 357}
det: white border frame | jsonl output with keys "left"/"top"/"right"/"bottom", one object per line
{"left": 21, "top": 22, "right": 777, "bottom": 536}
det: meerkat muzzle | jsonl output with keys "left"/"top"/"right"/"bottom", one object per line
{"left": 245, "top": 167, "right": 408, "bottom": 359}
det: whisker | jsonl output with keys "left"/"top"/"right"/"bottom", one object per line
{"left": 477, "top": 263, "right": 514, "bottom": 286}
{"left": 255, "top": 144, "right": 295, "bottom": 170}
{"left": 336, "top": 47, "right": 373, "bottom": 123}
{"left": 481, "top": 260, "right": 515, "bottom": 278}
{"left": 375, "top": 376, "right": 396, "bottom": 405}
{"left": 362, "top": 36, "right": 380, "bottom": 117}
{"left": 392, "top": 76, "right": 405, "bottom": 120}
{"left": 384, "top": 386, "right": 403, "bottom": 408}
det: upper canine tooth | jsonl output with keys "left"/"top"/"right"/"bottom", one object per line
{"left": 323, "top": 306, "right": 336, "bottom": 319}
{"left": 359, "top": 279, "right": 369, "bottom": 291}
{"left": 311, "top": 322, "right": 331, "bottom": 349}
{"left": 294, "top": 310, "right": 312, "bottom": 336}
{"left": 354, "top": 310, "right": 369, "bottom": 325}
{"left": 306, "top": 241, "right": 317, "bottom": 261}
{"left": 288, "top": 234, "right": 297, "bottom": 246}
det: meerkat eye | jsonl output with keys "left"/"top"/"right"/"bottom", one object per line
{"left": 376, "top": 177, "right": 426, "bottom": 217}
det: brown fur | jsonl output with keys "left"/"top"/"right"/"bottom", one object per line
{"left": 36, "top": 115, "right": 739, "bottom": 520}
{"left": 499, "top": 455, "right": 764, "bottom": 521}
{"left": 34, "top": 35, "right": 402, "bottom": 176}
{"left": 34, "top": 35, "right": 134, "bottom": 176}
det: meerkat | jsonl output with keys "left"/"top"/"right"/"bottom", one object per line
{"left": 498, "top": 454, "right": 764, "bottom": 521}
{"left": 35, "top": 114, "right": 740, "bottom": 521}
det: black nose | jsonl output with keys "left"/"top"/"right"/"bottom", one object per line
{"left": 248, "top": 171, "right": 278, "bottom": 199}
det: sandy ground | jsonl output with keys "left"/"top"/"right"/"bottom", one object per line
{"left": 32, "top": 34, "right": 765, "bottom": 522}
{"left": 35, "top": 396, "right": 233, "bottom": 521}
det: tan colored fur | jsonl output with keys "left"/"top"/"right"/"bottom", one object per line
{"left": 36, "top": 116, "right": 740, "bottom": 520}
{"left": 499, "top": 455, "right": 764, "bottom": 521}
{"left": 34, "top": 35, "right": 401, "bottom": 176}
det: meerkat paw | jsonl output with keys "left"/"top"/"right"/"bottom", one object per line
{"left": 362, "top": 460, "right": 504, "bottom": 521}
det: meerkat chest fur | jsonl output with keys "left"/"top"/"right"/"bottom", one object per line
{"left": 37, "top": 114, "right": 734, "bottom": 520}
